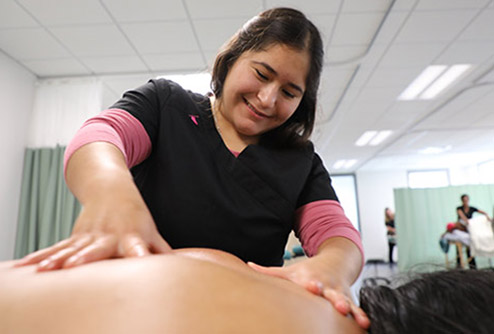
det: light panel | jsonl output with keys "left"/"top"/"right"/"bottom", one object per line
{"left": 369, "top": 130, "right": 393, "bottom": 146}
{"left": 419, "top": 64, "right": 471, "bottom": 99}
{"left": 355, "top": 131, "right": 378, "bottom": 147}
{"left": 397, "top": 65, "right": 447, "bottom": 100}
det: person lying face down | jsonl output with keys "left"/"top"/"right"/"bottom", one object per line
{"left": 360, "top": 269, "right": 494, "bottom": 334}
{"left": 4, "top": 248, "right": 494, "bottom": 334}
{"left": 2, "top": 248, "right": 365, "bottom": 334}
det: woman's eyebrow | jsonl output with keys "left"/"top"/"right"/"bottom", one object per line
{"left": 252, "top": 61, "right": 304, "bottom": 94}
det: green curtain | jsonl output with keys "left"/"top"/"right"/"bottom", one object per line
{"left": 394, "top": 184, "right": 494, "bottom": 271}
{"left": 14, "top": 146, "right": 81, "bottom": 259}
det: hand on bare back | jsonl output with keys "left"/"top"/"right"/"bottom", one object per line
{"left": 15, "top": 200, "right": 171, "bottom": 271}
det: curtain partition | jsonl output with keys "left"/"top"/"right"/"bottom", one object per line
{"left": 14, "top": 78, "right": 102, "bottom": 258}
{"left": 14, "top": 146, "right": 81, "bottom": 258}
{"left": 394, "top": 184, "right": 494, "bottom": 271}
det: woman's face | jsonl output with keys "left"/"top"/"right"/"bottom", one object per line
{"left": 218, "top": 44, "right": 310, "bottom": 139}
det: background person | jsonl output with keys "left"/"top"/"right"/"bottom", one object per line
{"left": 385, "top": 208, "right": 396, "bottom": 264}
{"left": 456, "top": 194, "right": 492, "bottom": 268}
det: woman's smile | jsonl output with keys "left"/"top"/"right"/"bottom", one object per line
{"left": 243, "top": 97, "right": 271, "bottom": 119}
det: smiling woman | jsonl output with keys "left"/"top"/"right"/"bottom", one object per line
{"left": 16, "top": 7, "right": 367, "bottom": 329}
{"left": 1, "top": 249, "right": 364, "bottom": 334}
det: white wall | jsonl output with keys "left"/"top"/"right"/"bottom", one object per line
{"left": 355, "top": 170, "right": 408, "bottom": 261}
{"left": 0, "top": 53, "right": 36, "bottom": 260}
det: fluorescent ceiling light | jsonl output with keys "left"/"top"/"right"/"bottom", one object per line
{"left": 419, "top": 64, "right": 471, "bottom": 100}
{"left": 419, "top": 145, "right": 452, "bottom": 155}
{"left": 333, "top": 160, "right": 346, "bottom": 169}
{"left": 369, "top": 130, "right": 393, "bottom": 146}
{"left": 156, "top": 72, "right": 211, "bottom": 95}
{"left": 355, "top": 131, "right": 378, "bottom": 146}
{"left": 398, "top": 65, "right": 447, "bottom": 100}
{"left": 333, "top": 159, "right": 358, "bottom": 170}
{"left": 355, "top": 130, "right": 393, "bottom": 147}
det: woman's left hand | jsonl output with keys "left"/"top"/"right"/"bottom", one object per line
{"left": 247, "top": 259, "right": 370, "bottom": 330}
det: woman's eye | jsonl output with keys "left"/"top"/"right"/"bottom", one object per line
{"left": 283, "top": 90, "right": 295, "bottom": 98}
{"left": 255, "top": 69, "right": 268, "bottom": 80}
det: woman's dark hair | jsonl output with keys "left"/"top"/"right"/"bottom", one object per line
{"left": 360, "top": 269, "right": 494, "bottom": 334}
{"left": 211, "top": 7, "right": 324, "bottom": 148}
{"left": 461, "top": 194, "right": 469, "bottom": 201}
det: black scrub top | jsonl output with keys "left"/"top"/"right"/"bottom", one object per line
{"left": 457, "top": 206, "right": 478, "bottom": 220}
{"left": 111, "top": 79, "right": 339, "bottom": 266}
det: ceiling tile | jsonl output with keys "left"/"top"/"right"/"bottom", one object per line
{"left": 365, "top": 66, "right": 422, "bottom": 88}
{"left": 186, "top": 0, "right": 263, "bottom": 19}
{"left": 395, "top": 10, "right": 478, "bottom": 43}
{"left": 194, "top": 18, "right": 249, "bottom": 53}
{"left": 102, "top": 0, "right": 187, "bottom": 22}
{"left": 388, "top": 100, "right": 432, "bottom": 116}
{"left": 204, "top": 51, "right": 218, "bottom": 69}
{"left": 22, "top": 58, "right": 90, "bottom": 77}
{"left": 50, "top": 25, "right": 135, "bottom": 57}
{"left": 120, "top": 21, "right": 199, "bottom": 54}
{"left": 102, "top": 74, "right": 154, "bottom": 100}
{"left": 342, "top": 0, "right": 392, "bottom": 13}
{"left": 458, "top": 9, "right": 494, "bottom": 41}
{"left": 416, "top": 0, "right": 490, "bottom": 10}
{"left": 265, "top": 0, "right": 340, "bottom": 15}
{"left": 0, "top": 28, "right": 70, "bottom": 60}
{"left": 436, "top": 40, "right": 494, "bottom": 64}
{"left": 413, "top": 84, "right": 493, "bottom": 130}
{"left": 391, "top": 0, "right": 419, "bottom": 12}
{"left": 321, "top": 66, "right": 357, "bottom": 88}
{"left": 378, "top": 42, "right": 446, "bottom": 68}
{"left": 0, "top": 0, "right": 38, "bottom": 29}
{"left": 142, "top": 53, "right": 205, "bottom": 72}
{"left": 478, "top": 67, "right": 494, "bottom": 83}
{"left": 472, "top": 112, "right": 494, "bottom": 127}
{"left": 309, "top": 14, "right": 337, "bottom": 43}
{"left": 81, "top": 55, "right": 149, "bottom": 74}
{"left": 331, "top": 12, "right": 385, "bottom": 45}
{"left": 372, "top": 11, "right": 409, "bottom": 45}
{"left": 353, "top": 85, "right": 404, "bottom": 104}
{"left": 326, "top": 45, "right": 367, "bottom": 63}
{"left": 18, "top": 0, "right": 112, "bottom": 26}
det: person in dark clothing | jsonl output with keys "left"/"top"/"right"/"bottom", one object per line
{"left": 384, "top": 208, "right": 396, "bottom": 264}
{"left": 456, "top": 194, "right": 491, "bottom": 269}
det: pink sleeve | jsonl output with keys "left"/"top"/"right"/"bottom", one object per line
{"left": 294, "top": 200, "right": 364, "bottom": 264}
{"left": 63, "top": 108, "right": 151, "bottom": 177}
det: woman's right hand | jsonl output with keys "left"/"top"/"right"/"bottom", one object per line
{"left": 15, "top": 201, "right": 171, "bottom": 271}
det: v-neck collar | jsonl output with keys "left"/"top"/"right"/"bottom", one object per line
{"left": 199, "top": 95, "right": 254, "bottom": 159}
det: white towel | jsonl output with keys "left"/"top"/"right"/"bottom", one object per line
{"left": 468, "top": 216, "right": 494, "bottom": 257}
{"left": 443, "top": 230, "right": 471, "bottom": 246}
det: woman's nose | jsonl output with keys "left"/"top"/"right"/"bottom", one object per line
{"left": 258, "top": 84, "right": 277, "bottom": 109}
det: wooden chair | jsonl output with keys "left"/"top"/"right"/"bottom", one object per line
{"left": 445, "top": 241, "right": 473, "bottom": 269}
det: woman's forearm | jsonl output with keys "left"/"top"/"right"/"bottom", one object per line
{"left": 65, "top": 142, "right": 146, "bottom": 208}
{"left": 314, "top": 237, "right": 363, "bottom": 285}
{"left": 458, "top": 210, "right": 469, "bottom": 223}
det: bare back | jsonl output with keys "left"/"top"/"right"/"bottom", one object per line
{"left": 0, "top": 249, "right": 363, "bottom": 334}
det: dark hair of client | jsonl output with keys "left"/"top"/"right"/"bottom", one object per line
{"left": 360, "top": 269, "right": 494, "bottom": 334}
{"left": 211, "top": 7, "right": 324, "bottom": 148}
